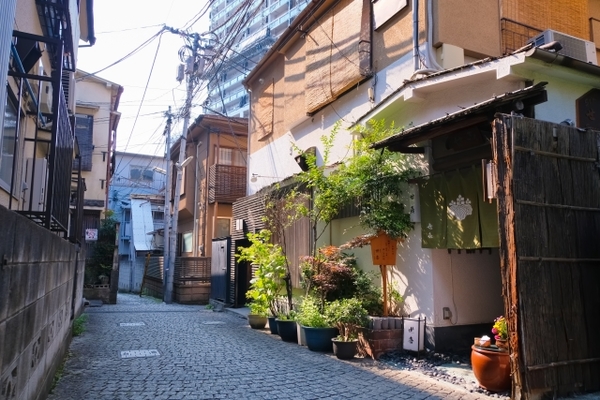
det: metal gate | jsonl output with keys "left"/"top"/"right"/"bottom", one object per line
{"left": 493, "top": 115, "right": 600, "bottom": 398}
{"left": 211, "top": 238, "right": 230, "bottom": 302}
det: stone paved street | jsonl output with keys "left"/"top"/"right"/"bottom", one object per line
{"left": 47, "top": 294, "right": 499, "bottom": 400}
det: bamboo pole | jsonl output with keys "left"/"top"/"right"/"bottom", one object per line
{"left": 380, "top": 265, "right": 388, "bottom": 316}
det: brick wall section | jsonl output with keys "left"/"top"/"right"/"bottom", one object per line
{"left": 0, "top": 206, "right": 83, "bottom": 400}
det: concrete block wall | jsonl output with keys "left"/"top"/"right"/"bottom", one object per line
{"left": 0, "top": 206, "right": 83, "bottom": 400}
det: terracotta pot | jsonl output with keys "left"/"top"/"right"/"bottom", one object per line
{"left": 471, "top": 345, "right": 511, "bottom": 392}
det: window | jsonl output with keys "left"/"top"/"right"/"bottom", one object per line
{"left": 73, "top": 114, "right": 93, "bottom": 171}
{"left": 152, "top": 210, "right": 164, "bottom": 222}
{"left": 0, "top": 95, "right": 17, "bottom": 190}
{"left": 130, "top": 166, "right": 154, "bottom": 182}
{"left": 215, "top": 218, "right": 231, "bottom": 238}
{"left": 182, "top": 231, "right": 193, "bottom": 253}
{"left": 217, "top": 147, "right": 246, "bottom": 167}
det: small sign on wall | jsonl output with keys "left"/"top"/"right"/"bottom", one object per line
{"left": 85, "top": 228, "right": 98, "bottom": 241}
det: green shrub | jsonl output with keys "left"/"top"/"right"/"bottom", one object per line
{"left": 297, "top": 296, "right": 330, "bottom": 327}
{"left": 72, "top": 314, "right": 88, "bottom": 337}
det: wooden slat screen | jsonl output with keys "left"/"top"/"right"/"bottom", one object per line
{"left": 501, "top": 0, "right": 588, "bottom": 41}
{"left": 493, "top": 115, "right": 600, "bottom": 397}
{"left": 305, "top": 0, "right": 365, "bottom": 114}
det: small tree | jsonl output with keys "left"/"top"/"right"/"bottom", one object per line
{"left": 300, "top": 245, "right": 355, "bottom": 312}
{"left": 86, "top": 212, "right": 118, "bottom": 284}
{"left": 236, "top": 230, "right": 286, "bottom": 317}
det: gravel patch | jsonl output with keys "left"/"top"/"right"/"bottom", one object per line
{"left": 379, "top": 349, "right": 510, "bottom": 398}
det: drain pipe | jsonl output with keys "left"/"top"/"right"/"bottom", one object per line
{"left": 192, "top": 140, "right": 201, "bottom": 257}
{"left": 410, "top": 0, "right": 442, "bottom": 79}
{"left": 426, "top": 0, "right": 443, "bottom": 70}
{"left": 412, "top": 0, "right": 420, "bottom": 72}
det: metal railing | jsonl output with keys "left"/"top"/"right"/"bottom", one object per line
{"left": 8, "top": 31, "right": 79, "bottom": 238}
{"left": 500, "top": 18, "right": 543, "bottom": 55}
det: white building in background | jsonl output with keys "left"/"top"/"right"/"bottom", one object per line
{"left": 205, "top": 0, "right": 309, "bottom": 118}
{"left": 108, "top": 151, "right": 167, "bottom": 293}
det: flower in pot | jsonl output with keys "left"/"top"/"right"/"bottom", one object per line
{"left": 471, "top": 315, "right": 511, "bottom": 392}
{"left": 326, "top": 298, "right": 369, "bottom": 359}
{"left": 492, "top": 316, "right": 508, "bottom": 350}
{"left": 297, "top": 296, "right": 338, "bottom": 352}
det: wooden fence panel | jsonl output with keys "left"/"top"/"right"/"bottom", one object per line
{"left": 494, "top": 115, "right": 600, "bottom": 398}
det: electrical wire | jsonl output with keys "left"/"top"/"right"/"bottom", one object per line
{"left": 76, "top": 28, "right": 165, "bottom": 81}
{"left": 117, "top": 32, "right": 165, "bottom": 171}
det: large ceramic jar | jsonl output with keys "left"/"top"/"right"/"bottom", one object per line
{"left": 471, "top": 345, "right": 511, "bottom": 392}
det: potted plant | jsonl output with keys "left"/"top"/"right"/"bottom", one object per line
{"left": 246, "top": 300, "right": 268, "bottom": 329}
{"left": 275, "top": 310, "right": 298, "bottom": 342}
{"left": 492, "top": 316, "right": 508, "bottom": 350}
{"left": 236, "top": 229, "right": 287, "bottom": 334}
{"left": 296, "top": 121, "right": 419, "bottom": 316}
{"left": 296, "top": 296, "right": 338, "bottom": 352}
{"left": 471, "top": 315, "right": 511, "bottom": 392}
{"left": 326, "top": 298, "right": 370, "bottom": 359}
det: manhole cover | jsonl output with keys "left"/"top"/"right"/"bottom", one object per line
{"left": 202, "top": 321, "right": 225, "bottom": 325}
{"left": 120, "top": 349, "right": 160, "bottom": 358}
{"left": 119, "top": 322, "right": 146, "bottom": 327}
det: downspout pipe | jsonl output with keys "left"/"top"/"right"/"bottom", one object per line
{"left": 410, "top": 0, "right": 443, "bottom": 79}
{"left": 412, "top": 0, "right": 419, "bottom": 72}
{"left": 192, "top": 140, "right": 201, "bottom": 257}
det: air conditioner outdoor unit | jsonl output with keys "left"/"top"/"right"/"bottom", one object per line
{"left": 527, "top": 29, "right": 597, "bottom": 65}
{"left": 39, "top": 81, "right": 53, "bottom": 114}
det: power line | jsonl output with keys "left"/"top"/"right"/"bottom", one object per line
{"left": 118, "top": 33, "right": 165, "bottom": 170}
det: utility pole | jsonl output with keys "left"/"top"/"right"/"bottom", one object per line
{"left": 164, "top": 30, "right": 202, "bottom": 303}
{"left": 162, "top": 107, "right": 172, "bottom": 300}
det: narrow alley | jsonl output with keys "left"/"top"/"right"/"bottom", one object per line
{"left": 48, "top": 294, "right": 493, "bottom": 400}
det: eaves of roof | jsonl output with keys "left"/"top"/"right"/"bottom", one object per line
{"left": 371, "top": 81, "right": 548, "bottom": 150}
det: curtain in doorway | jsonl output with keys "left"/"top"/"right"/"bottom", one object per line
{"left": 419, "top": 166, "right": 499, "bottom": 249}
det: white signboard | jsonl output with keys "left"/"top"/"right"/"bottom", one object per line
{"left": 85, "top": 228, "right": 98, "bottom": 241}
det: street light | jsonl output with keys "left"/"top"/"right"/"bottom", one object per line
{"left": 176, "top": 156, "right": 193, "bottom": 169}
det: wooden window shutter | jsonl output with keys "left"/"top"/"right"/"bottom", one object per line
{"left": 305, "top": 0, "right": 370, "bottom": 114}
{"left": 256, "top": 79, "right": 274, "bottom": 140}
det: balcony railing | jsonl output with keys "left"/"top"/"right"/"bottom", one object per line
{"left": 208, "top": 164, "right": 247, "bottom": 203}
{"left": 8, "top": 31, "right": 80, "bottom": 239}
{"left": 500, "top": 18, "right": 543, "bottom": 55}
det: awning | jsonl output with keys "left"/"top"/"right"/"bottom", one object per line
{"left": 130, "top": 198, "right": 154, "bottom": 251}
{"left": 372, "top": 82, "right": 548, "bottom": 151}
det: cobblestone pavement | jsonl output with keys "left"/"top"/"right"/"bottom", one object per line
{"left": 47, "top": 294, "right": 502, "bottom": 400}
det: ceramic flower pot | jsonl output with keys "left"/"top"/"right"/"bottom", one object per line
{"left": 471, "top": 345, "right": 511, "bottom": 392}
{"left": 268, "top": 316, "right": 278, "bottom": 335}
{"left": 332, "top": 338, "right": 358, "bottom": 360}
{"left": 303, "top": 326, "right": 338, "bottom": 352}
{"left": 275, "top": 319, "right": 297, "bottom": 342}
{"left": 248, "top": 314, "right": 267, "bottom": 329}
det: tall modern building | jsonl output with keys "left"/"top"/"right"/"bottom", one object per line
{"left": 205, "top": 0, "right": 309, "bottom": 118}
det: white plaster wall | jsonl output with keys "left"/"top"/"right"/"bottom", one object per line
{"left": 432, "top": 248, "right": 503, "bottom": 327}
{"left": 329, "top": 217, "right": 435, "bottom": 325}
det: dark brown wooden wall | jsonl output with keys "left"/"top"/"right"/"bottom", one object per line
{"left": 493, "top": 115, "right": 600, "bottom": 398}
